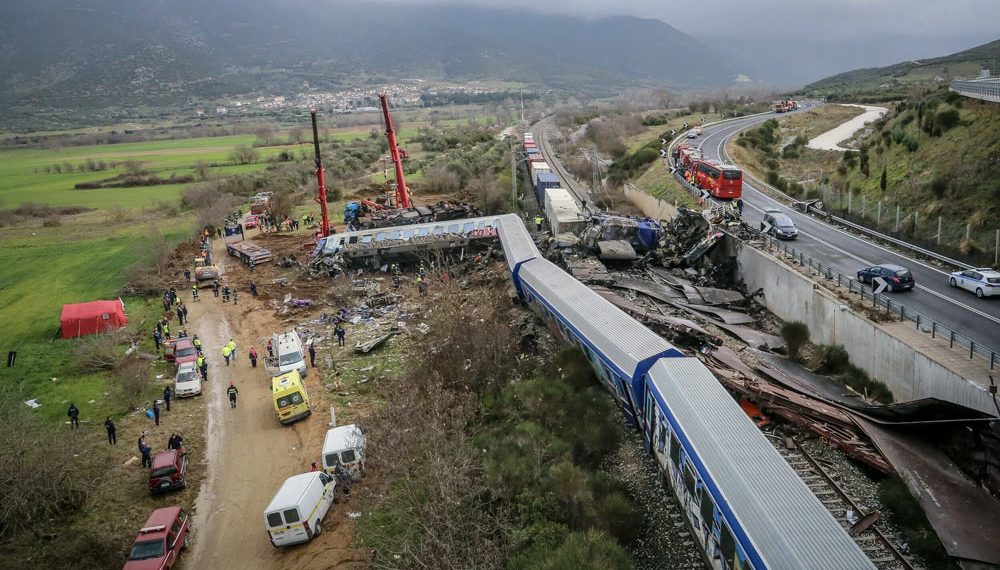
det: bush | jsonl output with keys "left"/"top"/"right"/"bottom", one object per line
{"left": 930, "top": 176, "right": 948, "bottom": 199}
{"left": 530, "top": 530, "right": 632, "bottom": 570}
{"left": 0, "top": 403, "right": 92, "bottom": 540}
{"left": 904, "top": 136, "right": 919, "bottom": 152}
{"left": 935, "top": 108, "right": 960, "bottom": 131}
{"left": 809, "top": 344, "right": 850, "bottom": 374}
{"left": 765, "top": 170, "right": 780, "bottom": 186}
{"left": 780, "top": 321, "right": 810, "bottom": 360}
{"left": 765, "top": 158, "right": 780, "bottom": 171}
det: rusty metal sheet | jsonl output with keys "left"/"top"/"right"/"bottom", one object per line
{"left": 610, "top": 277, "right": 684, "bottom": 303}
{"left": 855, "top": 418, "right": 1000, "bottom": 566}
{"left": 647, "top": 267, "right": 703, "bottom": 303}
{"left": 693, "top": 285, "right": 746, "bottom": 305}
{"left": 592, "top": 288, "right": 709, "bottom": 338}
{"left": 713, "top": 322, "right": 785, "bottom": 350}
{"left": 680, "top": 303, "right": 755, "bottom": 325}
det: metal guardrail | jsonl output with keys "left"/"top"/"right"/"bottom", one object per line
{"left": 764, "top": 235, "right": 998, "bottom": 370}
{"left": 736, "top": 167, "right": 975, "bottom": 271}
{"left": 950, "top": 78, "right": 1000, "bottom": 104}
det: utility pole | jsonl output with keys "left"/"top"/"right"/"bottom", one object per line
{"left": 510, "top": 138, "right": 518, "bottom": 212}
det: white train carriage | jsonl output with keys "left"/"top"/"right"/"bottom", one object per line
{"left": 516, "top": 256, "right": 683, "bottom": 421}
{"left": 495, "top": 213, "right": 875, "bottom": 569}
{"left": 643, "top": 358, "right": 875, "bottom": 570}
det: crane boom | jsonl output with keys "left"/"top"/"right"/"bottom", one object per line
{"left": 379, "top": 92, "right": 412, "bottom": 209}
{"left": 310, "top": 109, "right": 331, "bottom": 238}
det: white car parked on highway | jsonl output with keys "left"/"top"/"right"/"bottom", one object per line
{"left": 949, "top": 268, "right": 1000, "bottom": 298}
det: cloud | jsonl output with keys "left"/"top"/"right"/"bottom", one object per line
{"left": 363, "top": 0, "right": 999, "bottom": 83}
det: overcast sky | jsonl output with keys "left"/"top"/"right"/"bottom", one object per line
{"left": 378, "top": 0, "right": 1000, "bottom": 84}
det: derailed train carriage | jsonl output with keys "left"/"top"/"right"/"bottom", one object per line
{"left": 496, "top": 213, "right": 874, "bottom": 570}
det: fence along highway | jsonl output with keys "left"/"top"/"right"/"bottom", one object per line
{"left": 694, "top": 112, "right": 1000, "bottom": 356}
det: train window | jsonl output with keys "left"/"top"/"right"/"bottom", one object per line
{"left": 447, "top": 224, "right": 460, "bottom": 233}
{"left": 700, "top": 486, "right": 716, "bottom": 525}
{"left": 669, "top": 432, "right": 681, "bottom": 467}
{"left": 644, "top": 392, "right": 655, "bottom": 428}
{"left": 657, "top": 421, "right": 667, "bottom": 453}
{"left": 463, "top": 222, "right": 475, "bottom": 234}
{"left": 375, "top": 232, "right": 387, "bottom": 241}
{"left": 417, "top": 228, "right": 430, "bottom": 236}
{"left": 683, "top": 465, "right": 697, "bottom": 496}
{"left": 582, "top": 344, "right": 593, "bottom": 361}
{"left": 403, "top": 230, "right": 415, "bottom": 238}
{"left": 720, "top": 523, "right": 736, "bottom": 565}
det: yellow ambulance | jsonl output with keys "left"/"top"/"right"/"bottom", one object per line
{"left": 271, "top": 370, "right": 311, "bottom": 424}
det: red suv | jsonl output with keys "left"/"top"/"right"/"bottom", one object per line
{"left": 164, "top": 339, "right": 198, "bottom": 367}
{"left": 124, "top": 506, "right": 191, "bottom": 569}
{"left": 148, "top": 449, "right": 188, "bottom": 495}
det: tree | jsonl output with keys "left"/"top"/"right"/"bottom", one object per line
{"left": 780, "top": 321, "right": 810, "bottom": 361}
{"left": 230, "top": 144, "right": 259, "bottom": 165}
{"left": 254, "top": 126, "right": 275, "bottom": 146}
{"left": 880, "top": 166, "right": 887, "bottom": 192}
{"left": 287, "top": 127, "right": 305, "bottom": 144}
{"left": 654, "top": 88, "right": 673, "bottom": 110}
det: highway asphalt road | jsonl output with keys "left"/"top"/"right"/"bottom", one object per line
{"left": 696, "top": 112, "right": 1000, "bottom": 354}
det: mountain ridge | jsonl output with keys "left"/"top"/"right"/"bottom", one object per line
{"left": 0, "top": 0, "right": 750, "bottom": 129}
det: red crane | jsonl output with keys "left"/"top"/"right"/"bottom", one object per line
{"left": 379, "top": 92, "right": 412, "bottom": 208}
{"left": 310, "top": 109, "right": 331, "bottom": 238}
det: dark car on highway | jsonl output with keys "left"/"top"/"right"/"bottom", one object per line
{"left": 761, "top": 208, "right": 798, "bottom": 240}
{"left": 857, "top": 264, "right": 915, "bottom": 292}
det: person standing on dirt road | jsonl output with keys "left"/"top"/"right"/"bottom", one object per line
{"left": 163, "top": 386, "right": 172, "bottom": 411}
{"left": 227, "top": 339, "right": 237, "bottom": 360}
{"left": 104, "top": 417, "right": 117, "bottom": 445}
{"left": 152, "top": 401, "right": 161, "bottom": 427}
{"left": 335, "top": 323, "right": 346, "bottom": 347}
{"left": 308, "top": 342, "right": 316, "bottom": 367}
{"left": 176, "top": 303, "right": 185, "bottom": 325}
{"left": 233, "top": 289, "right": 238, "bottom": 306}
{"left": 67, "top": 403, "right": 80, "bottom": 429}
{"left": 267, "top": 339, "right": 274, "bottom": 358}
{"left": 227, "top": 382, "right": 239, "bottom": 408}
{"left": 192, "top": 284, "right": 199, "bottom": 302}
{"left": 249, "top": 347, "right": 258, "bottom": 368}
{"left": 222, "top": 345, "right": 232, "bottom": 366}
{"left": 213, "top": 280, "right": 220, "bottom": 298}
{"left": 250, "top": 281, "right": 258, "bottom": 296}
{"left": 153, "top": 329, "right": 163, "bottom": 351}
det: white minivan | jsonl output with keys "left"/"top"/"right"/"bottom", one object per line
{"left": 322, "top": 424, "right": 366, "bottom": 479}
{"left": 263, "top": 471, "right": 335, "bottom": 547}
{"left": 273, "top": 331, "right": 308, "bottom": 378}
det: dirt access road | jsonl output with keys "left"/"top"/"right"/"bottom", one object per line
{"left": 181, "top": 237, "right": 368, "bottom": 570}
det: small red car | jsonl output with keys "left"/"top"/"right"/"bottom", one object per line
{"left": 164, "top": 338, "right": 198, "bottom": 368}
{"left": 245, "top": 214, "right": 260, "bottom": 229}
{"left": 123, "top": 506, "right": 191, "bottom": 569}
{"left": 148, "top": 449, "right": 188, "bottom": 495}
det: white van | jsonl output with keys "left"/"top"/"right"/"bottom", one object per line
{"left": 322, "top": 424, "right": 366, "bottom": 479}
{"left": 273, "top": 331, "right": 308, "bottom": 378}
{"left": 263, "top": 471, "right": 335, "bottom": 547}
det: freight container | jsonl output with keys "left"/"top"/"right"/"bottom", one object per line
{"left": 534, "top": 172, "right": 561, "bottom": 204}
{"left": 543, "top": 187, "right": 585, "bottom": 235}
{"left": 529, "top": 161, "right": 551, "bottom": 185}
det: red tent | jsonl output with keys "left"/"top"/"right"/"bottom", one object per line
{"left": 60, "top": 299, "right": 127, "bottom": 339}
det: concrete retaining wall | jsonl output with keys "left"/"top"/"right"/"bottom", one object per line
{"left": 737, "top": 241, "right": 997, "bottom": 416}
{"left": 624, "top": 184, "right": 679, "bottom": 221}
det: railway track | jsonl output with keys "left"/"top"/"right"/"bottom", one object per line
{"left": 769, "top": 433, "right": 916, "bottom": 570}
{"left": 533, "top": 118, "right": 597, "bottom": 214}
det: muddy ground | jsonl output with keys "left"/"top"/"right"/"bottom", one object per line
{"left": 179, "top": 234, "right": 370, "bottom": 570}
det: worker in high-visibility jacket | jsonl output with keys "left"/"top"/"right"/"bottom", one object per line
{"left": 222, "top": 345, "right": 232, "bottom": 367}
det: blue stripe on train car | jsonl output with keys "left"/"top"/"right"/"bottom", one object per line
{"left": 646, "top": 377, "right": 765, "bottom": 570}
